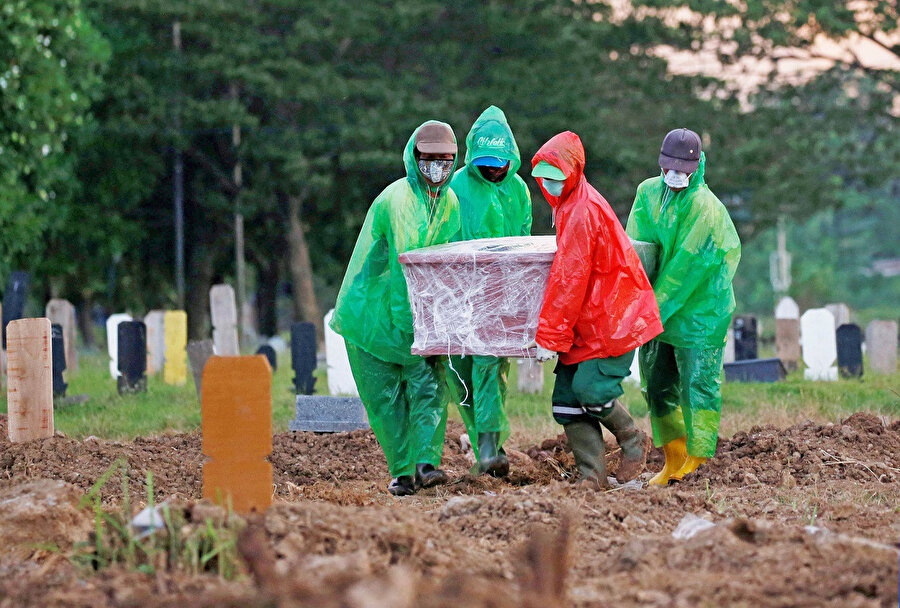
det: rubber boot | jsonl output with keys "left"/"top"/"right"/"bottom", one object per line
{"left": 477, "top": 432, "right": 510, "bottom": 477}
{"left": 415, "top": 463, "right": 449, "bottom": 489}
{"left": 598, "top": 400, "right": 651, "bottom": 483}
{"left": 564, "top": 420, "right": 609, "bottom": 488}
{"left": 669, "top": 455, "right": 708, "bottom": 482}
{"left": 648, "top": 436, "right": 688, "bottom": 486}
{"left": 388, "top": 475, "right": 416, "bottom": 496}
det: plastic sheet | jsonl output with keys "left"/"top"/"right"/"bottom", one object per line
{"left": 399, "top": 235, "right": 659, "bottom": 357}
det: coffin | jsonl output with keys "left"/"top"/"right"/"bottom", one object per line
{"left": 399, "top": 235, "right": 658, "bottom": 357}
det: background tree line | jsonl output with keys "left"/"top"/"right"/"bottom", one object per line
{"left": 1, "top": 0, "right": 897, "bottom": 342}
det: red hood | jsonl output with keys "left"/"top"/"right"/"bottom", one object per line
{"left": 531, "top": 131, "right": 585, "bottom": 207}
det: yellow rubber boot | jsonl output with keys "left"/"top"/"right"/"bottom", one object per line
{"left": 648, "top": 436, "right": 688, "bottom": 486}
{"left": 669, "top": 455, "right": 708, "bottom": 482}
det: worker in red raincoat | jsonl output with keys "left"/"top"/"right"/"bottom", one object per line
{"left": 528, "top": 131, "right": 663, "bottom": 487}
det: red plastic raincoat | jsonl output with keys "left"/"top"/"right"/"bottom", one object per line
{"left": 533, "top": 132, "right": 662, "bottom": 365}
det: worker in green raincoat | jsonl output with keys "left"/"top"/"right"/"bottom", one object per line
{"left": 330, "top": 121, "right": 461, "bottom": 496}
{"left": 444, "top": 106, "right": 532, "bottom": 477}
{"left": 626, "top": 128, "right": 741, "bottom": 485}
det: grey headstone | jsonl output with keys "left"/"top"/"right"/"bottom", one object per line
{"left": 46, "top": 299, "right": 77, "bottom": 372}
{"left": 723, "top": 358, "right": 786, "bottom": 383}
{"left": 144, "top": 310, "right": 166, "bottom": 375}
{"left": 289, "top": 395, "right": 370, "bottom": 432}
{"left": 517, "top": 358, "right": 544, "bottom": 393}
{"left": 775, "top": 318, "right": 801, "bottom": 371}
{"left": 187, "top": 339, "right": 215, "bottom": 397}
{"left": 824, "top": 303, "right": 851, "bottom": 327}
{"left": 210, "top": 284, "right": 239, "bottom": 355}
{"left": 865, "top": 320, "right": 897, "bottom": 375}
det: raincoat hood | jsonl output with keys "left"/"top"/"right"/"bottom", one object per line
{"left": 463, "top": 106, "right": 522, "bottom": 185}
{"left": 404, "top": 120, "right": 459, "bottom": 195}
{"left": 531, "top": 131, "right": 586, "bottom": 206}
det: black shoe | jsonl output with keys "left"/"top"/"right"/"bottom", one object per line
{"left": 388, "top": 475, "right": 416, "bottom": 496}
{"left": 415, "top": 463, "right": 448, "bottom": 489}
{"left": 477, "top": 432, "right": 510, "bottom": 477}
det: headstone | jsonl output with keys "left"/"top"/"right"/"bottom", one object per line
{"left": 105, "top": 313, "right": 133, "bottom": 378}
{"left": 289, "top": 395, "right": 369, "bottom": 432}
{"left": 117, "top": 321, "right": 147, "bottom": 393}
{"left": 202, "top": 355, "right": 272, "bottom": 513}
{"left": 824, "top": 303, "right": 851, "bottom": 327}
{"left": 7, "top": 318, "right": 53, "bottom": 442}
{"left": 835, "top": 323, "right": 863, "bottom": 379}
{"left": 732, "top": 315, "right": 758, "bottom": 361}
{"left": 2, "top": 271, "right": 30, "bottom": 349}
{"left": 51, "top": 323, "right": 67, "bottom": 397}
{"left": 163, "top": 310, "right": 187, "bottom": 385}
{"left": 723, "top": 358, "right": 786, "bottom": 383}
{"left": 210, "top": 284, "right": 239, "bottom": 356}
{"left": 865, "top": 320, "right": 898, "bottom": 375}
{"left": 775, "top": 296, "right": 799, "bottom": 320}
{"left": 291, "top": 321, "right": 317, "bottom": 395}
{"left": 323, "top": 309, "right": 358, "bottom": 396}
{"left": 518, "top": 358, "right": 545, "bottom": 392}
{"left": 45, "top": 299, "right": 78, "bottom": 372}
{"left": 256, "top": 344, "right": 277, "bottom": 372}
{"left": 187, "top": 339, "right": 215, "bottom": 397}
{"left": 723, "top": 328, "right": 735, "bottom": 364}
{"left": 144, "top": 310, "right": 166, "bottom": 375}
{"left": 801, "top": 308, "right": 838, "bottom": 381}
{"left": 774, "top": 296, "right": 801, "bottom": 372}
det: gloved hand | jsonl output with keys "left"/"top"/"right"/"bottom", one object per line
{"left": 525, "top": 340, "right": 557, "bottom": 362}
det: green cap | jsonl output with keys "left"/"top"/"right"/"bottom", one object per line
{"left": 531, "top": 161, "right": 566, "bottom": 180}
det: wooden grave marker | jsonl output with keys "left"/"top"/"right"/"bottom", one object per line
{"left": 46, "top": 298, "right": 78, "bottom": 372}
{"left": 210, "top": 284, "right": 239, "bottom": 356}
{"left": 201, "top": 355, "right": 272, "bottom": 513}
{"left": 163, "top": 310, "right": 187, "bottom": 385}
{"left": 7, "top": 318, "right": 53, "bottom": 442}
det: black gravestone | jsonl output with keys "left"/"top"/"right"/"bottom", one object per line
{"left": 836, "top": 323, "right": 863, "bottom": 378}
{"left": 733, "top": 315, "right": 758, "bottom": 361}
{"left": 291, "top": 322, "right": 316, "bottom": 395}
{"left": 51, "top": 323, "right": 68, "bottom": 397}
{"left": 724, "top": 358, "right": 786, "bottom": 383}
{"left": 117, "top": 321, "right": 147, "bottom": 394}
{"left": 256, "top": 344, "right": 277, "bottom": 372}
{"left": 2, "top": 271, "right": 30, "bottom": 349}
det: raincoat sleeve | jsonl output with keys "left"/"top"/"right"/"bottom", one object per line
{"left": 381, "top": 211, "right": 416, "bottom": 337}
{"left": 518, "top": 180, "right": 533, "bottom": 236}
{"left": 536, "top": 204, "right": 603, "bottom": 353}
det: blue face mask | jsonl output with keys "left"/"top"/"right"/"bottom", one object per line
{"left": 542, "top": 178, "right": 564, "bottom": 197}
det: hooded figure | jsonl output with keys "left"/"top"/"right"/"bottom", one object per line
{"left": 530, "top": 131, "right": 662, "bottom": 487}
{"left": 330, "top": 120, "right": 461, "bottom": 496}
{"left": 626, "top": 127, "right": 741, "bottom": 485}
{"left": 444, "top": 106, "right": 532, "bottom": 477}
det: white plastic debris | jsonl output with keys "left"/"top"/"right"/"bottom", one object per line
{"left": 672, "top": 513, "right": 716, "bottom": 540}
{"left": 131, "top": 504, "right": 167, "bottom": 537}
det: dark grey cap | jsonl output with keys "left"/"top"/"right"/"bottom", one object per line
{"left": 658, "top": 128, "right": 701, "bottom": 173}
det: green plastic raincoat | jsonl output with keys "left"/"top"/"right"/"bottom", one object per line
{"left": 330, "top": 120, "right": 461, "bottom": 478}
{"left": 444, "top": 106, "right": 532, "bottom": 461}
{"left": 626, "top": 152, "right": 741, "bottom": 457}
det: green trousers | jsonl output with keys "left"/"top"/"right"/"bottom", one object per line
{"left": 445, "top": 355, "right": 510, "bottom": 460}
{"left": 551, "top": 351, "right": 634, "bottom": 425}
{"left": 346, "top": 344, "right": 449, "bottom": 478}
{"left": 638, "top": 339, "right": 724, "bottom": 458}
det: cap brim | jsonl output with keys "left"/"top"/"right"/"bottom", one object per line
{"left": 472, "top": 156, "right": 508, "bottom": 167}
{"left": 658, "top": 152, "right": 699, "bottom": 173}
{"left": 531, "top": 161, "right": 566, "bottom": 180}
{"left": 417, "top": 142, "right": 457, "bottom": 155}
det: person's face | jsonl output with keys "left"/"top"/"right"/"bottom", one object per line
{"left": 417, "top": 152, "right": 455, "bottom": 186}
{"left": 477, "top": 163, "right": 510, "bottom": 183}
{"left": 662, "top": 168, "right": 691, "bottom": 192}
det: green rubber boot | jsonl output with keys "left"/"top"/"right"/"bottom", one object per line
{"left": 477, "top": 432, "right": 509, "bottom": 477}
{"left": 598, "top": 400, "right": 650, "bottom": 483}
{"left": 564, "top": 420, "right": 609, "bottom": 488}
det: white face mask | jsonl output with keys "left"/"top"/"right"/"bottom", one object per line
{"left": 663, "top": 170, "right": 691, "bottom": 189}
{"left": 542, "top": 178, "right": 564, "bottom": 197}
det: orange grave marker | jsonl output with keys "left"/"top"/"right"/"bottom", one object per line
{"left": 7, "top": 318, "right": 53, "bottom": 442}
{"left": 201, "top": 355, "right": 272, "bottom": 513}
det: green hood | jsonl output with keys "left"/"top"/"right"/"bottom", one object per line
{"left": 463, "top": 105, "right": 521, "bottom": 185}
{"left": 403, "top": 120, "right": 460, "bottom": 198}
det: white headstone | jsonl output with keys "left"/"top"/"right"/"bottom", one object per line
{"left": 210, "top": 284, "right": 239, "bottom": 355}
{"left": 865, "top": 320, "right": 898, "bottom": 375}
{"left": 824, "top": 303, "right": 851, "bottom": 327}
{"left": 801, "top": 308, "right": 838, "bottom": 381}
{"left": 723, "top": 328, "right": 735, "bottom": 364}
{"left": 144, "top": 310, "right": 166, "bottom": 375}
{"left": 775, "top": 296, "right": 799, "bottom": 320}
{"left": 518, "top": 358, "right": 546, "bottom": 392}
{"left": 324, "top": 309, "right": 358, "bottom": 396}
{"left": 106, "top": 313, "right": 133, "bottom": 378}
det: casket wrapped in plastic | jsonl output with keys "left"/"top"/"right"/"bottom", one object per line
{"left": 398, "top": 235, "right": 658, "bottom": 357}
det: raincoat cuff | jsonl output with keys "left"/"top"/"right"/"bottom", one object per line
{"left": 535, "top": 330, "right": 572, "bottom": 354}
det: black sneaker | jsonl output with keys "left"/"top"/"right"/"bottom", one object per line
{"left": 388, "top": 475, "right": 416, "bottom": 496}
{"left": 415, "top": 463, "right": 448, "bottom": 489}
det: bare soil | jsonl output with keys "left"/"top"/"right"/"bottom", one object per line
{"left": 0, "top": 412, "right": 897, "bottom": 607}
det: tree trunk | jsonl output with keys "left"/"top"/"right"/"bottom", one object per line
{"left": 77, "top": 292, "right": 95, "bottom": 349}
{"left": 187, "top": 245, "right": 216, "bottom": 341}
{"left": 287, "top": 194, "right": 323, "bottom": 342}
{"left": 256, "top": 255, "right": 279, "bottom": 337}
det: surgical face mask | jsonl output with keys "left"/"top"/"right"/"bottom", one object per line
{"left": 418, "top": 159, "right": 453, "bottom": 184}
{"left": 542, "top": 178, "right": 564, "bottom": 197}
{"left": 663, "top": 170, "right": 691, "bottom": 189}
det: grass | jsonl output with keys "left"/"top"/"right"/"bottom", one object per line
{"left": 1, "top": 345, "right": 898, "bottom": 443}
